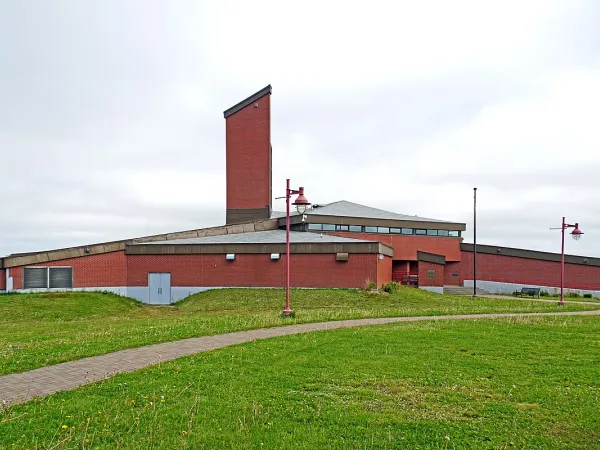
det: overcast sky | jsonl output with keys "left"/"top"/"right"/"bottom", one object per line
{"left": 1, "top": 0, "right": 599, "bottom": 257}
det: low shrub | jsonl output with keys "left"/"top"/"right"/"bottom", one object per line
{"left": 567, "top": 292, "right": 580, "bottom": 298}
{"left": 540, "top": 290, "right": 549, "bottom": 297}
{"left": 382, "top": 281, "right": 401, "bottom": 294}
{"left": 583, "top": 293, "right": 592, "bottom": 299}
{"left": 364, "top": 280, "right": 377, "bottom": 291}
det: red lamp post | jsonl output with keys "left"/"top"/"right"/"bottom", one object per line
{"left": 556, "top": 217, "right": 584, "bottom": 305}
{"left": 281, "top": 179, "right": 310, "bottom": 317}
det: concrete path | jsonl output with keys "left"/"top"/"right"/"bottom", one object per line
{"left": 1, "top": 309, "right": 599, "bottom": 408}
{"left": 475, "top": 294, "right": 599, "bottom": 306}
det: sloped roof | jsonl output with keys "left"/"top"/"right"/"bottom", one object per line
{"left": 270, "top": 211, "right": 287, "bottom": 219}
{"left": 223, "top": 85, "right": 272, "bottom": 118}
{"left": 135, "top": 229, "right": 378, "bottom": 245}
{"left": 305, "top": 200, "right": 450, "bottom": 223}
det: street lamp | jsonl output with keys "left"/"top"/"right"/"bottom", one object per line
{"left": 553, "top": 217, "right": 584, "bottom": 305}
{"left": 473, "top": 187, "right": 477, "bottom": 299}
{"left": 280, "top": 179, "right": 310, "bottom": 317}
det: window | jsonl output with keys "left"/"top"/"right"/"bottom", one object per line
{"left": 377, "top": 227, "right": 390, "bottom": 234}
{"left": 336, "top": 225, "right": 349, "bottom": 231}
{"left": 349, "top": 225, "right": 363, "bottom": 233}
{"left": 365, "top": 226, "right": 378, "bottom": 233}
{"left": 390, "top": 227, "right": 401, "bottom": 234}
{"left": 49, "top": 268, "right": 73, "bottom": 288}
{"left": 308, "top": 223, "right": 322, "bottom": 231}
{"left": 23, "top": 268, "right": 48, "bottom": 289}
{"left": 415, "top": 229, "right": 427, "bottom": 235}
{"left": 402, "top": 228, "right": 413, "bottom": 235}
{"left": 449, "top": 230, "right": 460, "bottom": 237}
{"left": 322, "top": 224, "right": 335, "bottom": 231}
{"left": 427, "top": 229, "right": 438, "bottom": 236}
{"left": 23, "top": 267, "right": 73, "bottom": 289}
{"left": 437, "top": 230, "right": 449, "bottom": 237}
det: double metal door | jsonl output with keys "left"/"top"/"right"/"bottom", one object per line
{"left": 148, "top": 273, "right": 171, "bottom": 305}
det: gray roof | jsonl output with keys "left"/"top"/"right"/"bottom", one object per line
{"left": 270, "top": 211, "right": 287, "bottom": 219}
{"left": 136, "top": 230, "right": 378, "bottom": 245}
{"left": 305, "top": 200, "right": 449, "bottom": 223}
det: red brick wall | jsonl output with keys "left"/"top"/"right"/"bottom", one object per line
{"left": 459, "top": 251, "right": 600, "bottom": 290}
{"left": 444, "top": 262, "right": 461, "bottom": 286}
{"left": 418, "top": 261, "right": 445, "bottom": 287}
{"left": 127, "top": 253, "right": 377, "bottom": 289}
{"left": 10, "top": 251, "right": 127, "bottom": 289}
{"left": 377, "top": 255, "right": 393, "bottom": 287}
{"left": 226, "top": 93, "right": 271, "bottom": 211}
{"left": 11, "top": 267, "right": 21, "bottom": 290}
{"left": 0, "top": 269, "right": 5, "bottom": 290}
{"left": 324, "top": 232, "right": 462, "bottom": 261}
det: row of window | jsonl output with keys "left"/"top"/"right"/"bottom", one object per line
{"left": 307, "top": 223, "right": 460, "bottom": 237}
{"left": 23, "top": 267, "right": 73, "bottom": 289}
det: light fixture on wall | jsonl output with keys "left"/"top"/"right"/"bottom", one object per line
{"left": 336, "top": 253, "right": 349, "bottom": 262}
{"left": 226, "top": 254, "right": 236, "bottom": 261}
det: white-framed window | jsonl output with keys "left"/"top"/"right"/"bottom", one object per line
{"left": 23, "top": 267, "right": 73, "bottom": 289}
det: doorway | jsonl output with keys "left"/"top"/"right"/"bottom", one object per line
{"left": 148, "top": 273, "right": 171, "bottom": 305}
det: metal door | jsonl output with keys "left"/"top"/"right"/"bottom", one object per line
{"left": 148, "top": 273, "right": 171, "bottom": 305}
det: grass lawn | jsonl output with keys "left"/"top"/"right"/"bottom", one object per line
{"left": 1, "top": 316, "right": 599, "bottom": 449}
{"left": 0, "top": 288, "right": 597, "bottom": 376}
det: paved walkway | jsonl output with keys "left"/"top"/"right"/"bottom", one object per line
{"left": 476, "top": 294, "right": 599, "bottom": 306}
{"left": 2, "top": 309, "right": 599, "bottom": 407}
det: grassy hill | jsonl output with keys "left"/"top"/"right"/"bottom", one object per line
{"left": 0, "top": 288, "right": 596, "bottom": 375}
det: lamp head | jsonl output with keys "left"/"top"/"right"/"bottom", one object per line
{"left": 571, "top": 223, "right": 583, "bottom": 241}
{"left": 292, "top": 187, "right": 310, "bottom": 214}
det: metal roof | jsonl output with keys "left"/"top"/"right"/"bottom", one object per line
{"left": 270, "top": 211, "right": 287, "bottom": 219}
{"left": 305, "top": 200, "right": 449, "bottom": 223}
{"left": 135, "top": 230, "right": 378, "bottom": 245}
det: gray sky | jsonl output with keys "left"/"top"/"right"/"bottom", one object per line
{"left": 1, "top": 0, "right": 599, "bottom": 257}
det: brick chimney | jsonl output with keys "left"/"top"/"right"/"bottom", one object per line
{"left": 223, "top": 85, "right": 272, "bottom": 224}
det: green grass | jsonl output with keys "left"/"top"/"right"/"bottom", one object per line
{"left": 2, "top": 316, "right": 599, "bottom": 449}
{"left": 0, "top": 288, "right": 597, "bottom": 376}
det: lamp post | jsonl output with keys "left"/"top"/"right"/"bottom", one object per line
{"left": 473, "top": 187, "right": 477, "bottom": 299}
{"left": 554, "top": 217, "right": 583, "bottom": 305}
{"left": 281, "top": 179, "right": 310, "bottom": 317}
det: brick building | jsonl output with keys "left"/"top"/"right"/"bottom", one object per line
{"left": 1, "top": 85, "right": 599, "bottom": 302}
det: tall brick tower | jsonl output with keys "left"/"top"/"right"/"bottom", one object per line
{"left": 223, "top": 85, "right": 272, "bottom": 224}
